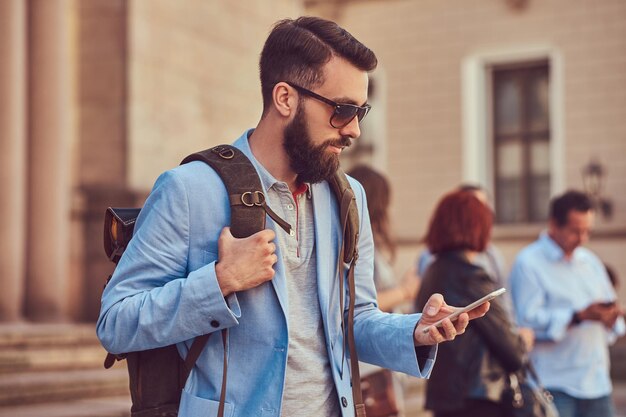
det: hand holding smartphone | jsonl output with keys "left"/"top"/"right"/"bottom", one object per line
{"left": 421, "top": 288, "right": 506, "bottom": 334}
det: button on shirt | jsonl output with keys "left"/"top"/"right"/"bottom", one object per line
{"left": 251, "top": 159, "right": 339, "bottom": 417}
{"left": 509, "top": 232, "right": 625, "bottom": 398}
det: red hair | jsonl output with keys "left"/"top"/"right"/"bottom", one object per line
{"left": 425, "top": 190, "right": 493, "bottom": 255}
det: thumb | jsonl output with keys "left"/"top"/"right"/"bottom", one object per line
{"left": 219, "top": 227, "right": 234, "bottom": 245}
{"left": 423, "top": 293, "right": 444, "bottom": 317}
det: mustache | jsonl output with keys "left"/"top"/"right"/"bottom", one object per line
{"left": 325, "top": 136, "right": 353, "bottom": 149}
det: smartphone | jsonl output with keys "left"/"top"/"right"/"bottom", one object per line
{"left": 421, "top": 287, "right": 506, "bottom": 334}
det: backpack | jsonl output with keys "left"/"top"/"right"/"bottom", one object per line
{"left": 102, "top": 144, "right": 365, "bottom": 417}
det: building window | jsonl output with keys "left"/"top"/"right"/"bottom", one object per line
{"left": 492, "top": 62, "right": 550, "bottom": 223}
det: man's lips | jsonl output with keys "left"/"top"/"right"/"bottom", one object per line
{"left": 326, "top": 138, "right": 352, "bottom": 154}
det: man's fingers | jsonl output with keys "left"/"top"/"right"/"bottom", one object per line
{"left": 467, "top": 301, "right": 490, "bottom": 319}
{"left": 220, "top": 226, "right": 233, "bottom": 239}
{"left": 255, "top": 228, "right": 276, "bottom": 243}
{"left": 427, "top": 324, "right": 446, "bottom": 344}
{"left": 440, "top": 318, "right": 458, "bottom": 340}
{"left": 268, "top": 242, "right": 277, "bottom": 254}
{"left": 223, "top": 227, "right": 276, "bottom": 243}
{"left": 453, "top": 312, "right": 469, "bottom": 335}
{"left": 423, "top": 293, "right": 444, "bottom": 317}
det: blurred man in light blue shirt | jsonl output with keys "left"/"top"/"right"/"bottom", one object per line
{"left": 510, "top": 190, "right": 625, "bottom": 417}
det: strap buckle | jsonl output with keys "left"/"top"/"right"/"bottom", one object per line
{"left": 240, "top": 191, "right": 266, "bottom": 207}
{"left": 211, "top": 146, "right": 235, "bottom": 160}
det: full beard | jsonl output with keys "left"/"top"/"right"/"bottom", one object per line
{"left": 283, "top": 108, "right": 352, "bottom": 184}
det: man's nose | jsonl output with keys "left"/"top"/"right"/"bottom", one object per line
{"left": 338, "top": 116, "right": 361, "bottom": 139}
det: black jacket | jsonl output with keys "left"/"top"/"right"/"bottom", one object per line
{"left": 415, "top": 251, "right": 527, "bottom": 413}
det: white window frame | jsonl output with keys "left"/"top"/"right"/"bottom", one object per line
{"left": 461, "top": 46, "right": 565, "bottom": 218}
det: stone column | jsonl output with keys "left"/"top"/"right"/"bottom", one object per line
{"left": 0, "top": 0, "right": 27, "bottom": 322}
{"left": 76, "top": 0, "right": 130, "bottom": 321}
{"left": 24, "top": 0, "right": 72, "bottom": 321}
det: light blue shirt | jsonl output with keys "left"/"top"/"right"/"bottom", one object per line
{"left": 509, "top": 231, "right": 625, "bottom": 399}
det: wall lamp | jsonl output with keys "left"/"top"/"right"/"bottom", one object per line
{"left": 582, "top": 159, "right": 613, "bottom": 220}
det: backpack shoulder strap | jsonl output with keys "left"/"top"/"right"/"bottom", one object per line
{"left": 181, "top": 144, "right": 293, "bottom": 237}
{"left": 178, "top": 144, "right": 293, "bottom": 417}
{"left": 328, "top": 169, "right": 365, "bottom": 416}
{"left": 327, "top": 168, "right": 359, "bottom": 263}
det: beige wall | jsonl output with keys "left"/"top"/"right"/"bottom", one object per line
{"left": 127, "top": 0, "right": 303, "bottom": 191}
{"left": 308, "top": 0, "right": 626, "bottom": 300}
{"left": 0, "top": 0, "right": 306, "bottom": 322}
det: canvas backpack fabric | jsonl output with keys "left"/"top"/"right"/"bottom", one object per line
{"left": 102, "top": 144, "right": 362, "bottom": 417}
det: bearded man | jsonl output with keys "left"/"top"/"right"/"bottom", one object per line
{"left": 97, "top": 17, "right": 487, "bottom": 417}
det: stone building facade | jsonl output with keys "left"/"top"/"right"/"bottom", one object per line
{"left": 0, "top": 0, "right": 625, "bottom": 323}
{"left": 308, "top": 0, "right": 626, "bottom": 301}
{"left": 0, "top": 0, "right": 302, "bottom": 322}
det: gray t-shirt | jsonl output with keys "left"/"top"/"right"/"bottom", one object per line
{"left": 267, "top": 182, "right": 339, "bottom": 417}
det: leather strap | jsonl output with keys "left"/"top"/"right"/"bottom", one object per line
{"left": 182, "top": 146, "right": 264, "bottom": 235}
{"left": 217, "top": 329, "right": 228, "bottom": 417}
{"left": 347, "top": 255, "right": 365, "bottom": 416}
{"left": 183, "top": 334, "right": 210, "bottom": 379}
{"left": 336, "top": 186, "right": 352, "bottom": 378}
{"left": 229, "top": 193, "right": 292, "bottom": 235}
{"left": 181, "top": 330, "right": 228, "bottom": 417}
{"left": 336, "top": 183, "right": 365, "bottom": 416}
{"left": 329, "top": 170, "right": 359, "bottom": 264}
{"left": 103, "top": 352, "right": 116, "bottom": 369}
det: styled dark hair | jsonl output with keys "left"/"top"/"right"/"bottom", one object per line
{"left": 348, "top": 165, "right": 395, "bottom": 258}
{"left": 425, "top": 190, "right": 493, "bottom": 255}
{"left": 259, "top": 16, "right": 377, "bottom": 113}
{"left": 549, "top": 190, "right": 593, "bottom": 227}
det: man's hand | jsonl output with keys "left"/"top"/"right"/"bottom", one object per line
{"left": 577, "top": 302, "right": 623, "bottom": 328}
{"left": 414, "top": 293, "right": 490, "bottom": 346}
{"left": 215, "top": 227, "right": 277, "bottom": 296}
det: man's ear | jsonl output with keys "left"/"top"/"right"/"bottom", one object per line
{"left": 272, "top": 82, "right": 297, "bottom": 118}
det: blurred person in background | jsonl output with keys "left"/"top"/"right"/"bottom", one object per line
{"left": 417, "top": 185, "right": 534, "bottom": 349}
{"left": 348, "top": 165, "right": 420, "bottom": 417}
{"left": 416, "top": 190, "right": 529, "bottom": 417}
{"left": 510, "top": 190, "right": 625, "bottom": 417}
{"left": 417, "top": 185, "right": 511, "bottom": 315}
{"left": 348, "top": 165, "right": 420, "bottom": 312}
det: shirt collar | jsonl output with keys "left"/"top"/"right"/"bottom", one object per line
{"left": 538, "top": 230, "right": 583, "bottom": 262}
{"left": 233, "top": 129, "right": 279, "bottom": 193}
{"left": 233, "top": 129, "right": 311, "bottom": 195}
{"left": 292, "top": 182, "right": 310, "bottom": 199}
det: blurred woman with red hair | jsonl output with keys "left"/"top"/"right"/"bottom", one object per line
{"left": 415, "top": 190, "right": 527, "bottom": 417}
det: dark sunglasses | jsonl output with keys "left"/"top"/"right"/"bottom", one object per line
{"left": 285, "top": 82, "right": 371, "bottom": 129}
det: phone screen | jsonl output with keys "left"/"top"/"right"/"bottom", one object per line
{"left": 421, "top": 287, "right": 506, "bottom": 334}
